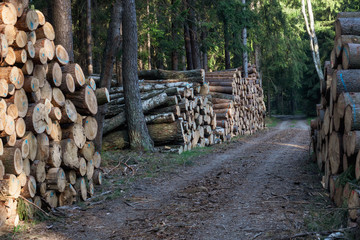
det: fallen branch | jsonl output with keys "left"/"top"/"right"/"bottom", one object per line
{"left": 19, "top": 195, "right": 50, "bottom": 217}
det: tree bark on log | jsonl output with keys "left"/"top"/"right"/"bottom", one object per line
{"left": 335, "top": 18, "right": 360, "bottom": 38}
{"left": 332, "top": 69, "right": 360, "bottom": 101}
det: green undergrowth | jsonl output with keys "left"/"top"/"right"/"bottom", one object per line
{"left": 265, "top": 117, "right": 279, "bottom": 128}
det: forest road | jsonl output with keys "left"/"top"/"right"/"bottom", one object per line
{"left": 7, "top": 120, "right": 323, "bottom": 240}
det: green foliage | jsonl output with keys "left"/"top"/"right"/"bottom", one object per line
{"left": 29, "top": 0, "right": 360, "bottom": 116}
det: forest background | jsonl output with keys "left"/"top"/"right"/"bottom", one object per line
{"left": 30, "top": 0, "right": 360, "bottom": 116}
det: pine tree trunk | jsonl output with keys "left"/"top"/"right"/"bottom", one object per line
{"left": 242, "top": 0, "right": 248, "bottom": 78}
{"left": 94, "top": 0, "right": 123, "bottom": 151}
{"left": 86, "top": 0, "right": 93, "bottom": 75}
{"left": 52, "top": 0, "right": 74, "bottom": 62}
{"left": 224, "top": 20, "right": 231, "bottom": 70}
{"left": 122, "top": 0, "right": 154, "bottom": 151}
{"left": 188, "top": 0, "right": 201, "bottom": 69}
{"left": 184, "top": 21, "right": 193, "bottom": 70}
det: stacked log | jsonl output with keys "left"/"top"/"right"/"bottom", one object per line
{"left": 0, "top": 1, "right": 104, "bottom": 227}
{"left": 103, "top": 69, "right": 217, "bottom": 153}
{"left": 103, "top": 67, "right": 266, "bottom": 153}
{"left": 311, "top": 12, "right": 360, "bottom": 228}
{"left": 206, "top": 64, "right": 266, "bottom": 141}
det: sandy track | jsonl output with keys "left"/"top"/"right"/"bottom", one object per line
{"left": 2, "top": 121, "right": 321, "bottom": 240}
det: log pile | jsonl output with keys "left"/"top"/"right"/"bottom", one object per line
{"left": 0, "top": 1, "right": 104, "bottom": 227}
{"left": 103, "top": 66, "right": 266, "bottom": 153}
{"left": 206, "top": 64, "right": 266, "bottom": 140}
{"left": 103, "top": 69, "right": 217, "bottom": 153}
{"left": 311, "top": 12, "right": 360, "bottom": 228}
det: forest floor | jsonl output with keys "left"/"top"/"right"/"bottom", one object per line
{"left": 1, "top": 118, "right": 358, "bottom": 240}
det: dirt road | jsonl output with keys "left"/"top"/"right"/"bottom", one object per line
{"left": 3, "top": 120, "right": 338, "bottom": 240}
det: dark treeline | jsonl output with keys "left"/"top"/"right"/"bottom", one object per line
{"left": 31, "top": 0, "right": 360, "bottom": 115}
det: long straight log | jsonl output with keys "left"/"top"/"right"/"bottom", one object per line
{"left": 335, "top": 18, "right": 360, "bottom": 38}
{"left": 104, "top": 92, "right": 169, "bottom": 134}
{"left": 138, "top": 69, "right": 204, "bottom": 83}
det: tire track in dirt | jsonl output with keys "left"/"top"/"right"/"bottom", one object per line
{"left": 4, "top": 122, "right": 318, "bottom": 240}
{"left": 115, "top": 126, "right": 312, "bottom": 239}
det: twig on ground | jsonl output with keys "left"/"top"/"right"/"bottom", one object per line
{"left": 122, "top": 161, "right": 136, "bottom": 176}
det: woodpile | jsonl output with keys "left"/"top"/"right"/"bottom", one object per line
{"left": 103, "top": 69, "right": 217, "bottom": 154}
{"left": 103, "top": 66, "right": 266, "bottom": 153}
{"left": 311, "top": 12, "right": 360, "bottom": 228}
{"left": 0, "top": 1, "right": 104, "bottom": 227}
{"left": 206, "top": 64, "right": 266, "bottom": 140}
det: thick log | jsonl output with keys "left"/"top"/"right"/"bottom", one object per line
{"left": 145, "top": 112, "right": 175, "bottom": 124}
{"left": 60, "top": 139, "right": 79, "bottom": 169}
{"left": 335, "top": 18, "right": 360, "bottom": 38}
{"left": 93, "top": 151, "right": 101, "bottom": 169}
{"left": 35, "top": 22, "right": 55, "bottom": 41}
{"left": 342, "top": 43, "right": 360, "bottom": 69}
{"left": 20, "top": 175, "right": 36, "bottom": 198}
{"left": 60, "top": 73, "right": 75, "bottom": 94}
{"left": 102, "top": 130, "right": 129, "bottom": 150}
{"left": 44, "top": 190, "right": 58, "bottom": 208}
{"left": 336, "top": 35, "right": 360, "bottom": 58}
{"left": 15, "top": 9, "right": 38, "bottom": 31}
{"left": 66, "top": 85, "right": 98, "bottom": 115}
{"left": 332, "top": 69, "right": 360, "bottom": 101}
{"left": 344, "top": 104, "right": 360, "bottom": 133}
{"left": 35, "top": 133, "right": 49, "bottom": 161}
{"left": 95, "top": 87, "right": 110, "bottom": 105}
{"left": 74, "top": 177, "right": 87, "bottom": 201}
{"left": 61, "top": 123, "right": 86, "bottom": 149}
{"left": 0, "top": 24, "right": 15, "bottom": 45}
{"left": 35, "top": 9, "right": 45, "bottom": 25}
{"left": 58, "top": 184, "right": 75, "bottom": 207}
{"left": 24, "top": 103, "right": 46, "bottom": 133}
{"left": 23, "top": 131, "right": 37, "bottom": 161}
{"left": 46, "top": 168, "right": 66, "bottom": 192}
{"left": 79, "top": 141, "right": 95, "bottom": 161}
{"left": 139, "top": 69, "right": 205, "bottom": 82}
{"left": 209, "top": 85, "right": 233, "bottom": 94}
{"left": 55, "top": 44, "right": 69, "bottom": 65}
{"left": 50, "top": 120, "right": 62, "bottom": 141}
{"left": 83, "top": 116, "right": 97, "bottom": 141}
{"left": 47, "top": 62, "right": 62, "bottom": 87}
{"left": 62, "top": 63, "right": 85, "bottom": 88}
{"left": 209, "top": 92, "right": 237, "bottom": 101}
{"left": 0, "top": 174, "right": 20, "bottom": 197}
{"left": 0, "top": 3, "right": 17, "bottom": 25}
{"left": 23, "top": 76, "right": 39, "bottom": 93}
{"left": 337, "top": 12, "right": 360, "bottom": 19}
{"left": 103, "top": 92, "right": 169, "bottom": 134}
{"left": 147, "top": 120, "right": 185, "bottom": 145}
{"left": 48, "top": 141, "right": 61, "bottom": 168}
{"left": 14, "top": 30, "right": 27, "bottom": 48}
{"left": 2, "top": 147, "right": 22, "bottom": 175}
{"left": 60, "top": 99, "right": 77, "bottom": 124}
{"left": 30, "top": 160, "right": 46, "bottom": 183}
{"left": 14, "top": 49, "right": 27, "bottom": 64}
{"left": 329, "top": 132, "right": 343, "bottom": 175}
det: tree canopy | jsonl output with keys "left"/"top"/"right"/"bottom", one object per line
{"left": 30, "top": 0, "right": 360, "bottom": 115}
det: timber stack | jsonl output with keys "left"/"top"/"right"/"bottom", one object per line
{"left": 103, "top": 65, "right": 266, "bottom": 153}
{"left": 0, "top": 0, "right": 105, "bottom": 228}
{"left": 311, "top": 12, "right": 360, "bottom": 228}
{"left": 103, "top": 69, "right": 217, "bottom": 154}
{"left": 206, "top": 64, "right": 266, "bottom": 140}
